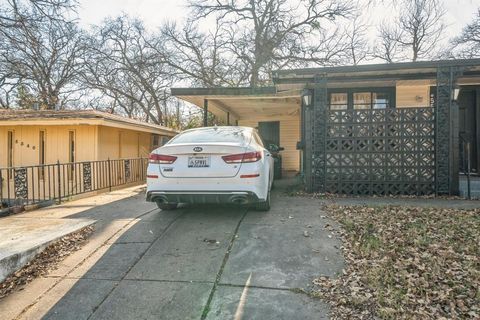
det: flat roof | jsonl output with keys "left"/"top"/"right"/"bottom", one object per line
{"left": 273, "top": 58, "right": 480, "bottom": 84}
{"left": 0, "top": 109, "right": 178, "bottom": 135}
{"left": 274, "top": 58, "right": 480, "bottom": 76}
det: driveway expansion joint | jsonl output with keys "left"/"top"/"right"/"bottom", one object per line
{"left": 200, "top": 208, "right": 249, "bottom": 320}
{"left": 86, "top": 208, "right": 187, "bottom": 320}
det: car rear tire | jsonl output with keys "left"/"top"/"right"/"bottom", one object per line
{"left": 256, "top": 190, "right": 271, "bottom": 211}
{"left": 156, "top": 202, "right": 178, "bottom": 210}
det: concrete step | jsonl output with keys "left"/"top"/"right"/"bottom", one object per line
{"left": 0, "top": 216, "right": 94, "bottom": 282}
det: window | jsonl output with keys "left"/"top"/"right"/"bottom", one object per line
{"left": 161, "top": 136, "right": 170, "bottom": 146}
{"left": 137, "top": 134, "right": 140, "bottom": 158}
{"left": 353, "top": 92, "right": 372, "bottom": 110}
{"left": 68, "top": 131, "right": 75, "bottom": 163}
{"left": 68, "top": 131, "right": 75, "bottom": 180}
{"left": 329, "top": 93, "right": 348, "bottom": 110}
{"left": 7, "top": 130, "right": 13, "bottom": 168}
{"left": 372, "top": 92, "right": 390, "bottom": 109}
{"left": 354, "top": 92, "right": 391, "bottom": 110}
{"left": 118, "top": 132, "right": 123, "bottom": 159}
{"left": 329, "top": 89, "right": 394, "bottom": 110}
{"left": 39, "top": 130, "right": 46, "bottom": 179}
{"left": 152, "top": 134, "right": 160, "bottom": 150}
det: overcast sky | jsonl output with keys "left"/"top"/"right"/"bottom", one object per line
{"left": 77, "top": 0, "right": 479, "bottom": 39}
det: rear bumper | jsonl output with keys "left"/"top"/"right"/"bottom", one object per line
{"left": 146, "top": 190, "right": 260, "bottom": 205}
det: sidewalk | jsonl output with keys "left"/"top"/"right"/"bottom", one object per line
{"left": 0, "top": 185, "right": 156, "bottom": 319}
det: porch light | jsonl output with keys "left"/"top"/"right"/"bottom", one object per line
{"left": 452, "top": 88, "right": 460, "bottom": 101}
{"left": 302, "top": 94, "right": 312, "bottom": 107}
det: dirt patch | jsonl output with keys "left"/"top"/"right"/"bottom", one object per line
{"left": 0, "top": 225, "right": 94, "bottom": 299}
{"left": 314, "top": 205, "right": 480, "bottom": 319}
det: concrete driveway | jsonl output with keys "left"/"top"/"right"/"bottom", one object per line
{"left": 0, "top": 181, "right": 344, "bottom": 320}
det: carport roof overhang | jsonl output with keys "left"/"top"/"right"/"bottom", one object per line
{"left": 171, "top": 87, "right": 302, "bottom": 121}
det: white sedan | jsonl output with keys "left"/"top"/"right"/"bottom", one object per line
{"left": 146, "top": 126, "right": 274, "bottom": 211}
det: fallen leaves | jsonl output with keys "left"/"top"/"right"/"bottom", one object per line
{"left": 0, "top": 225, "right": 94, "bottom": 299}
{"left": 313, "top": 205, "right": 480, "bottom": 319}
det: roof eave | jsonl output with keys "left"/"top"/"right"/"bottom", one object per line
{"left": 272, "top": 58, "right": 480, "bottom": 81}
{"left": 171, "top": 86, "right": 277, "bottom": 97}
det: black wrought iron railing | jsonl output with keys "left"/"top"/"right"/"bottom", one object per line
{"left": 0, "top": 158, "right": 147, "bottom": 209}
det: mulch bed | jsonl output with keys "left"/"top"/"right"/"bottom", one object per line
{"left": 0, "top": 225, "right": 94, "bottom": 299}
{"left": 313, "top": 205, "right": 480, "bottom": 319}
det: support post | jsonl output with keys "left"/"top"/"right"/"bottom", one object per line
{"left": 451, "top": 99, "right": 460, "bottom": 195}
{"left": 435, "top": 66, "right": 462, "bottom": 195}
{"left": 303, "top": 90, "right": 313, "bottom": 192}
{"left": 311, "top": 74, "right": 328, "bottom": 193}
{"left": 203, "top": 99, "right": 208, "bottom": 127}
{"left": 227, "top": 112, "right": 230, "bottom": 126}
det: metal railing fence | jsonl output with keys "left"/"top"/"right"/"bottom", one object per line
{"left": 0, "top": 158, "right": 147, "bottom": 209}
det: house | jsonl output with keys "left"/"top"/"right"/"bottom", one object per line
{"left": 172, "top": 58, "right": 480, "bottom": 196}
{"left": 0, "top": 110, "right": 177, "bottom": 207}
{"left": 0, "top": 109, "right": 177, "bottom": 168}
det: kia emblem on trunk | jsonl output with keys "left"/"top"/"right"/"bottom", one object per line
{"left": 193, "top": 147, "right": 203, "bottom": 152}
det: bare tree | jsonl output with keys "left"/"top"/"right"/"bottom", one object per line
{"left": 187, "top": 0, "right": 352, "bottom": 87}
{"left": 450, "top": 9, "right": 480, "bottom": 58}
{"left": 0, "top": 0, "right": 84, "bottom": 109}
{"left": 374, "top": 22, "right": 405, "bottom": 63}
{"left": 374, "top": 0, "right": 445, "bottom": 62}
{"left": 81, "top": 16, "right": 175, "bottom": 125}
{"left": 0, "top": 0, "right": 75, "bottom": 28}
{"left": 344, "top": 14, "right": 370, "bottom": 65}
{"left": 156, "top": 21, "right": 244, "bottom": 87}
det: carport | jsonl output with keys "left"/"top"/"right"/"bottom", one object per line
{"left": 171, "top": 87, "right": 303, "bottom": 175}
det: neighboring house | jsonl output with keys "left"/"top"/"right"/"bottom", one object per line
{"left": 172, "top": 58, "right": 480, "bottom": 196}
{"left": 0, "top": 109, "right": 177, "bottom": 168}
{"left": 0, "top": 109, "right": 177, "bottom": 207}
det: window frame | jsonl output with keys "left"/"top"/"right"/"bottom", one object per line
{"left": 7, "top": 130, "right": 14, "bottom": 168}
{"left": 68, "top": 130, "right": 75, "bottom": 181}
{"left": 39, "top": 130, "right": 46, "bottom": 179}
{"left": 328, "top": 87, "right": 396, "bottom": 110}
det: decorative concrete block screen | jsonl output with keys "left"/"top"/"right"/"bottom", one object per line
{"left": 319, "top": 107, "right": 436, "bottom": 195}
{"left": 306, "top": 66, "right": 461, "bottom": 195}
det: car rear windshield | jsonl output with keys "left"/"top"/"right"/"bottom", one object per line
{"left": 168, "top": 128, "right": 249, "bottom": 145}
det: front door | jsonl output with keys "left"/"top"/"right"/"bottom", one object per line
{"left": 258, "top": 121, "right": 280, "bottom": 148}
{"left": 458, "top": 88, "right": 479, "bottom": 173}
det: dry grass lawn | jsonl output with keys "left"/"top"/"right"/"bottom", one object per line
{"left": 314, "top": 205, "right": 479, "bottom": 319}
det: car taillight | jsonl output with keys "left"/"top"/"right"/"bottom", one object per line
{"left": 222, "top": 151, "right": 262, "bottom": 163}
{"left": 149, "top": 153, "right": 177, "bottom": 164}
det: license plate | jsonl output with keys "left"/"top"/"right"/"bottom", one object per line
{"left": 188, "top": 156, "right": 210, "bottom": 168}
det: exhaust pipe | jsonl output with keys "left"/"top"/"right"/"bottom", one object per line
{"left": 230, "top": 195, "right": 248, "bottom": 205}
{"left": 154, "top": 196, "right": 168, "bottom": 204}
